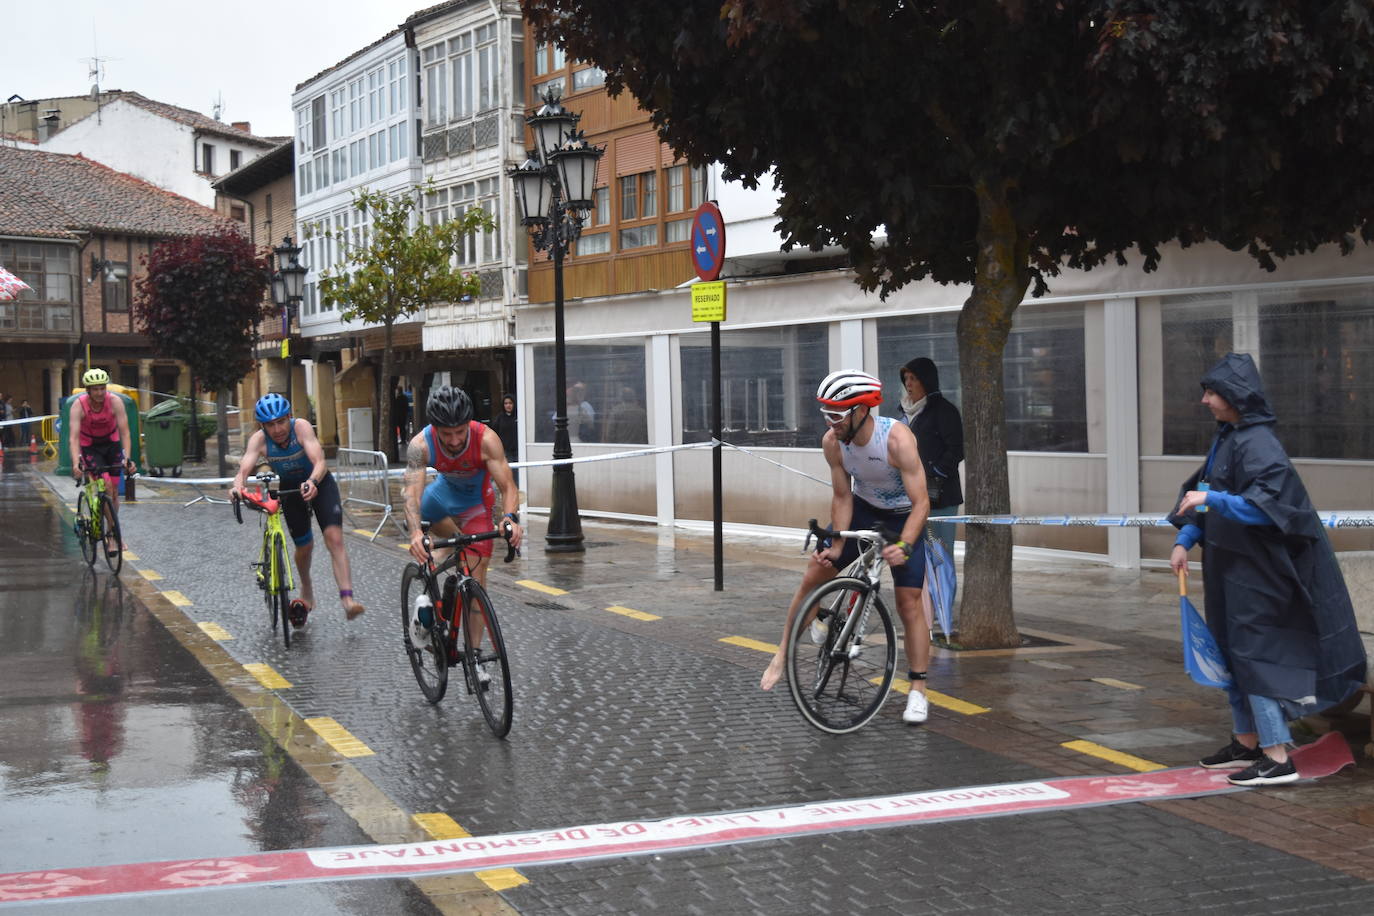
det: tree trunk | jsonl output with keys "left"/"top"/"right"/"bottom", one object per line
{"left": 954, "top": 177, "right": 1032, "bottom": 649}
{"left": 188, "top": 371, "right": 204, "bottom": 463}
{"left": 215, "top": 387, "right": 231, "bottom": 478}
{"left": 379, "top": 319, "right": 395, "bottom": 462}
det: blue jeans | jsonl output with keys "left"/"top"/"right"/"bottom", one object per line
{"left": 1227, "top": 688, "right": 1292, "bottom": 749}
{"left": 927, "top": 505, "right": 959, "bottom": 555}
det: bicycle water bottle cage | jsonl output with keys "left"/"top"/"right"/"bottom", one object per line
{"left": 244, "top": 488, "right": 280, "bottom": 515}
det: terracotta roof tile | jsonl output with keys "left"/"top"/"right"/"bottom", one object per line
{"left": 57, "top": 92, "right": 279, "bottom": 147}
{"left": 0, "top": 145, "right": 234, "bottom": 240}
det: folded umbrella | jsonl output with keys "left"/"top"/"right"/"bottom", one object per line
{"left": 923, "top": 528, "right": 956, "bottom": 640}
{"left": 1178, "top": 570, "right": 1233, "bottom": 689}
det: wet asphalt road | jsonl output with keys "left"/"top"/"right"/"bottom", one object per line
{"left": 0, "top": 456, "right": 439, "bottom": 914}
{"left": 3, "top": 457, "right": 1374, "bottom": 913}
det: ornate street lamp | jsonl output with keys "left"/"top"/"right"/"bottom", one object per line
{"left": 510, "top": 92, "right": 604, "bottom": 553}
{"left": 270, "top": 236, "right": 307, "bottom": 406}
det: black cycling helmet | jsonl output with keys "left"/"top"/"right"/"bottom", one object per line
{"left": 426, "top": 385, "right": 473, "bottom": 427}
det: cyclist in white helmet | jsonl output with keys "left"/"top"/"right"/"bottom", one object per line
{"left": 760, "top": 369, "right": 934, "bottom": 724}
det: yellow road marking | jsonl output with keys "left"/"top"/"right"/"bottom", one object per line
{"left": 162, "top": 590, "right": 192, "bottom": 606}
{"left": 138, "top": 568, "right": 164, "bottom": 581}
{"left": 1062, "top": 739, "right": 1166, "bottom": 772}
{"left": 198, "top": 622, "right": 232, "bottom": 641}
{"left": 606, "top": 605, "right": 661, "bottom": 621}
{"left": 305, "top": 717, "right": 374, "bottom": 758}
{"left": 1092, "top": 677, "right": 1145, "bottom": 691}
{"left": 412, "top": 813, "right": 528, "bottom": 890}
{"left": 720, "top": 636, "right": 778, "bottom": 654}
{"left": 352, "top": 528, "right": 378, "bottom": 538}
{"left": 243, "top": 662, "right": 292, "bottom": 690}
{"left": 122, "top": 550, "right": 140, "bottom": 561}
{"left": 515, "top": 579, "right": 568, "bottom": 596}
{"left": 888, "top": 679, "right": 991, "bottom": 715}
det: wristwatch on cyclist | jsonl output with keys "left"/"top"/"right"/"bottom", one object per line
{"left": 894, "top": 539, "right": 913, "bottom": 559}
{"left": 503, "top": 512, "right": 520, "bottom": 525}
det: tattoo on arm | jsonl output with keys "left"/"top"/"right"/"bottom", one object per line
{"left": 403, "top": 440, "right": 425, "bottom": 525}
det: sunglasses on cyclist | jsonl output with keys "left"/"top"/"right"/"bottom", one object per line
{"left": 819, "top": 406, "right": 856, "bottom": 424}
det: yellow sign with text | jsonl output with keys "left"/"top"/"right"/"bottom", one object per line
{"left": 691, "top": 281, "right": 727, "bottom": 323}
{"left": 280, "top": 338, "right": 290, "bottom": 358}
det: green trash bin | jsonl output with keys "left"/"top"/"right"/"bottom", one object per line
{"left": 142, "top": 399, "right": 186, "bottom": 477}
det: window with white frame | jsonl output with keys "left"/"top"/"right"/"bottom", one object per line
{"left": 349, "top": 78, "right": 363, "bottom": 134}
{"left": 451, "top": 33, "right": 473, "bottom": 120}
{"left": 476, "top": 26, "right": 497, "bottom": 111}
{"left": 388, "top": 59, "right": 405, "bottom": 116}
{"left": 423, "top": 43, "right": 448, "bottom": 125}
{"left": 330, "top": 88, "right": 346, "bottom": 141}
{"left": 368, "top": 69, "right": 384, "bottom": 124}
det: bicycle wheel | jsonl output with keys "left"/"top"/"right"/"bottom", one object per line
{"left": 400, "top": 563, "right": 447, "bottom": 703}
{"left": 785, "top": 576, "right": 897, "bottom": 734}
{"left": 274, "top": 535, "right": 291, "bottom": 650}
{"left": 100, "top": 497, "right": 122, "bottom": 575}
{"left": 75, "top": 491, "right": 97, "bottom": 567}
{"left": 462, "top": 581, "right": 512, "bottom": 737}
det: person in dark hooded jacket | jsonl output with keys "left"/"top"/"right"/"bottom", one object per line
{"left": 1170, "top": 352, "right": 1366, "bottom": 786}
{"left": 899, "top": 357, "right": 964, "bottom": 552}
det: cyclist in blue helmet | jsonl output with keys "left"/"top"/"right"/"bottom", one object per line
{"left": 230, "top": 393, "right": 365, "bottom": 625}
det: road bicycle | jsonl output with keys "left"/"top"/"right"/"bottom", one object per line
{"left": 74, "top": 461, "right": 130, "bottom": 575}
{"left": 785, "top": 518, "right": 899, "bottom": 734}
{"left": 232, "top": 472, "right": 300, "bottom": 650}
{"left": 401, "top": 522, "right": 516, "bottom": 737}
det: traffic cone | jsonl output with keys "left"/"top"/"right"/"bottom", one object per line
{"left": 29, "top": 435, "right": 38, "bottom": 463}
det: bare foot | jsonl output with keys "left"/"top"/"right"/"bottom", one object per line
{"left": 345, "top": 599, "right": 366, "bottom": 620}
{"left": 760, "top": 653, "right": 785, "bottom": 691}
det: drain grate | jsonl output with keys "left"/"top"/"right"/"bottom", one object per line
{"left": 526, "top": 601, "right": 570, "bottom": 611}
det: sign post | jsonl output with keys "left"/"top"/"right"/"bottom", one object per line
{"left": 690, "top": 202, "right": 727, "bottom": 591}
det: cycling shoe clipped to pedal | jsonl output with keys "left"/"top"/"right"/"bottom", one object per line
{"left": 288, "top": 599, "right": 310, "bottom": 628}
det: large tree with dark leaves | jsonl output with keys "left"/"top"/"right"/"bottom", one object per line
{"left": 135, "top": 228, "right": 271, "bottom": 477}
{"left": 525, "top": 0, "right": 1374, "bottom": 646}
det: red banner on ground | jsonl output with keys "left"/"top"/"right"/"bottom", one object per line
{"left": 0, "top": 765, "right": 1267, "bottom": 905}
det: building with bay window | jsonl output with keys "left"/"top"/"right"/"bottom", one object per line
{"left": 291, "top": 28, "right": 424, "bottom": 450}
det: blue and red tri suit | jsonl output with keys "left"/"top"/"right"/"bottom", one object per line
{"left": 420, "top": 421, "right": 498, "bottom": 557}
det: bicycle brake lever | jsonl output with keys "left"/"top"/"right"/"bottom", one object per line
{"left": 231, "top": 495, "right": 243, "bottom": 525}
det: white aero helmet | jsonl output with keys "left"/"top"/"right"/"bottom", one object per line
{"left": 815, "top": 369, "right": 883, "bottom": 409}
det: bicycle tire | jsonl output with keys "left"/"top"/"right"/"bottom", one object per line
{"left": 400, "top": 563, "right": 447, "bottom": 704}
{"left": 75, "top": 491, "right": 97, "bottom": 567}
{"left": 101, "top": 496, "right": 122, "bottom": 575}
{"left": 463, "top": 580, "right": 512, "bottom": 737}
{"left": 274, "top": 535, "right": 291, "bottom": 649}
{"left": 785, "top": 576, "right": 897, "bottom": 734}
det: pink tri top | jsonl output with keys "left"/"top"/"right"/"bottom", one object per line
{"left": 78, "top": 392, "right": 118, "bottom": 446}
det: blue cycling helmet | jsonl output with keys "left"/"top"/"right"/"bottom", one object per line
{"left": 254, "top": 392, "right": 291, "bottom": 423}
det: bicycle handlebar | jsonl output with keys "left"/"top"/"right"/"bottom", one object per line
{"left": 76, "top": 464, "right": 136, "bottom": 487}
{"left": 417, "top": 520, "right": 518, "bottom": 565}
{"left": 805, "top": 518, "right": 901, "bottom": 553}
{"left": 230, "top": 477, "right": 302, "bottom": 524}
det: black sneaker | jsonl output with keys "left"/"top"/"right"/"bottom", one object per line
{"left": 1199, "top": 738, "right": 1263, "bottom": 769}
{"left": 1227, "top": 754, "right": 1298, "bottom": 786}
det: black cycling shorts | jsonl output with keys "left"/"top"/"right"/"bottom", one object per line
{"left": 281, "top": 472, "right": 344, "bottom": 546}
{"left": 80, "top": 441, "right": 124, "bottom": 477}
{"left": 833, "top": 496, "right": 926, "bottom": 589}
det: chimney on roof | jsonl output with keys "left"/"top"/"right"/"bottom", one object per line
{"left": 231, "top": 121, "right": 251, "bottom": 134}
{"left": 37, "top": 109, "right": 60, "bottom": 143}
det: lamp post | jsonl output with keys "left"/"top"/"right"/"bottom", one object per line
{"left": 509, "top": 92, "right": 604, "bottom": 553}
{"left": 270, "top": 236, "right": 307, "bottom": 406}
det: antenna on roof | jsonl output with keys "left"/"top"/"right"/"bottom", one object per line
{"left": 84, "top": 24, "right": 114, "bottom": 120}
{"left": 212, "top": 92, "right": 224, "bottom": 121}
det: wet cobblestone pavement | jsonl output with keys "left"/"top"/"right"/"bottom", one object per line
{"left": 4, "top": 456, "right": 1374, "bottom": 913}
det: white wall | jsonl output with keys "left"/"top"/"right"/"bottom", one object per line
{"left": 39, "top": 98, "right": 266, "bottom": 208}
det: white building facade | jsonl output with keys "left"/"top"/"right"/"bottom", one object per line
{"left": 408, "top": 0, "right": 528, "bottom": 406}
{"left": 39, "top": 93, "right": 277, "bottom": 208}
{"left": 512, "top": 167, "right": 1374, "bottom": 565}
{"left": 291, "top": 30, "right": 424, "bottom": 341}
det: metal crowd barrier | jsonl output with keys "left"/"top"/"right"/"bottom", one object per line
{"left": 336, "top": 447, "right": 404, "bottom": 541}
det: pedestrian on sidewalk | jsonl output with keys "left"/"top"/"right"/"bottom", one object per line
{"left": 760, "top": 370, "right": 933, "bottom": 724}
{"left": 1169, "top": 352, "right": 1366, "bottom": 786}
{"left": 491, "top": 395, "right": 520, "bottom": 487}
{"left": 900, "top": 356, "right": 963, "bottom": 546}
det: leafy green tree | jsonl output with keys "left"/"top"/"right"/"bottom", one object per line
{"left": 525, "top": 0, "right": 1374, "bottom": 646}
{"left": 134, "top": 228, "right": 271, "bottom": 477}
{"left": 317, "top": 187, "right": 493, "bottom": 461}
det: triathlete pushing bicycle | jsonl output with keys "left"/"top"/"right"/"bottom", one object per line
{"left": 67, "top": 368, "right": 137, "bottom": 520}
{"left": 759, "top": 370, "right": 933, "bottom": 724}
{"left": 229, "top": 393, "right": 366, "bottom": 625}
{"left": 403, "top": 385, "right": 522, "bottom": 642}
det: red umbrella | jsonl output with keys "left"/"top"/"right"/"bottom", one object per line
{"left": 0, "top": 266, "right": 33, "bottom": 301}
